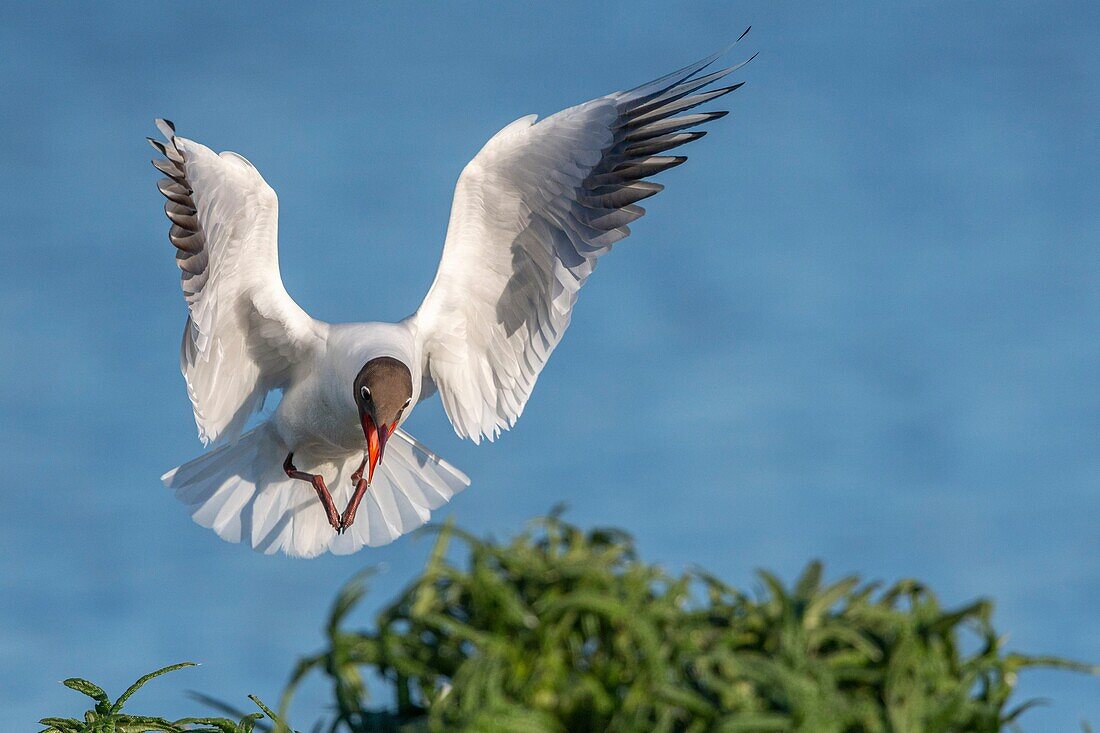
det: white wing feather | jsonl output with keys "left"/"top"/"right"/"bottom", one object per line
{"left": 150, "top": 122, "right": 323, "bottom": 446}
{"left": 412, "top": 40, "right": 753, "bottom": 443}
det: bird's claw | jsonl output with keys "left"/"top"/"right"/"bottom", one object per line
{"left": 337, "top": 477, "right": 368, "bottom": 534}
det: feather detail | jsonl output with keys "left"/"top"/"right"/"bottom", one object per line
{"left": 414, "top": 33, "right": 753, "bottom": 442}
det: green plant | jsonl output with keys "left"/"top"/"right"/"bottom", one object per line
{"left": 38, "top": 514, "right": 1097, "bottom": 732}
{"left": 39, "top": 662, "right": 287, "bottom": 733}
{"left": 281, "top": 513, "right": 1096, "bottom": 733}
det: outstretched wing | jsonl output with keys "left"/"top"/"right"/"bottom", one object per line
{"left": 150, "top": 121, "right": 324, "bottom": 446}
{"left": 411, "top": 36, "right": 753, "bottom": 443}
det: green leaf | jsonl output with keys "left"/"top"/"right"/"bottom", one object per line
{"left": 249, "top": 694, "right": 291, "bottom": 731}
{"left": 37, "top": 718, "right": 82, "bottom": 733}
{"left": 718, "top": 713, "right": 793, "bottom": 732}
{"left": 111, "top": 662, "right": 198, "bottom": 713}
{"left": 61, "top": 678, "right": 110, "bottom": 705}
{"left": 115, "top": 715, "right": 186, "bottom": 732}
{"left": 793, "top": 560, "right": 824, "bottom": 600}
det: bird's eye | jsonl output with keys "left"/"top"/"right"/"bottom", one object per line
{"left": 360, "top": 386, "right": 371, "bottom": 401}
{"left": 403, "top": 398, "right": 411, "bottom": 409}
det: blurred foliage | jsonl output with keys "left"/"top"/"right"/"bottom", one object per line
{"left": 37, "top": 661, "right": 287, "bottom": 733}
{"left": 39, "top": 514, "right": 1096, "bottom": 732}
{"left": 280, "top": 513, "right": 1096, "bottom": 733}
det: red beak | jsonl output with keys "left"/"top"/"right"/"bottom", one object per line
{"left": 361, "top": 414, "right": 390, "bottom": 485}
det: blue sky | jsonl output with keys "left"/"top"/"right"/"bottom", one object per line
{"left": 2, "top": 1, "right": 1098, "bottom": 729}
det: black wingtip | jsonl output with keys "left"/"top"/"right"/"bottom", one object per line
{"left": 154, "top": 118, "right": 177, "bottom": 143}
{"left": 737, "top": 26, "right": 752, "bottom": 43}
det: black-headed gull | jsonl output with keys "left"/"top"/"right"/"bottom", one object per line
{"left": 153, "top": 37, "right": 753, "bottom": 557}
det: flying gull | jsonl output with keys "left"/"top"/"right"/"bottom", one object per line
{"left": 153, "top": 35, "right": 754, "bottom": 557}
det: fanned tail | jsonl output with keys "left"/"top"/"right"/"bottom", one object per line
{"left": 162, "top": 422, "right": 469, "bottom": 558}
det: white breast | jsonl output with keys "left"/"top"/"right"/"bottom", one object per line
{"left": 273, "top": 320, "right": 422, "bottom": 455}
{"left": 274, "top": 371, "right": 360, "bottom": 454}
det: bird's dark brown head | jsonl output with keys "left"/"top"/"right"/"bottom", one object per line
{"left": 353, "top": 356, "right": 413, "bottom": 484}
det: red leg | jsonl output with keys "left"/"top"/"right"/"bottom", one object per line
{"left": 350, "top": 456, "right": 367, "bottom": 484}
{"left": 283, "top": 453, "right": 341, "bottom": 533}
{"left": 341, "top": 477, "right": 370, "bottom": 533}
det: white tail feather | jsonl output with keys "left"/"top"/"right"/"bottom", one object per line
{"left": 162, "top": 422, "right": 470, "bottom": 558}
